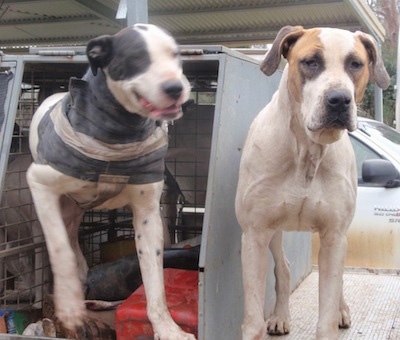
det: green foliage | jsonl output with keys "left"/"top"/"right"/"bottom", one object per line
{"left": 359, "top": 43, "right": 397, "bottom": 127}
{"left": 359, "top": 0, "right": 398, "bottom": 127}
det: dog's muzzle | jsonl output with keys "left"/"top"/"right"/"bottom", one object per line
{"left": 323, "top": 89, "right": 354, "bottom": 131}
{"left": 137, "top": 79, "right": 187, "bottom": 121}
{"left": 162, "top": 80, "right": 184, "bottom": 101}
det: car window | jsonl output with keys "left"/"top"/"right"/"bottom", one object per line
{"left": 349, "top": 135, "right": 382, "bottom": 184}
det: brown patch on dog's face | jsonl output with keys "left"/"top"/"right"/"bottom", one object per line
{"left": 285, "top": 28, "right": 374, "bottom": 108}
{"left": 349, "top": 38, "right": 373, "bottom": 103}
{"left": 285, "top": 29, "right": 326, "bottom": 105}
{"left": 283, "top": 28, "right": 365, "bottom": 143}
{"left": 261, "top": 26, "right": 389, "bottom": 145}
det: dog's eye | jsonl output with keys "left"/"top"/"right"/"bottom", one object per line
{"left": 302, "top": 58, "right": 319, "bottom": 69}
{"left": 299, "top": 56, "right": 323, "bottom": 79}
{"left": 348, "top": 60, "right": 363, "bottom": 71}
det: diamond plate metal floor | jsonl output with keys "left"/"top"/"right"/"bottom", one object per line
{"left": 268, "top": 269, "right": 400, "bottom": 339}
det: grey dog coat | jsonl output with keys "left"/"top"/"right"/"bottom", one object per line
{"left": 35, "top": 72, "right": 169, "bottom": 188}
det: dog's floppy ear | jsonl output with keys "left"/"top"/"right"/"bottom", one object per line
{"left": 260, "top": 25, "right": 304, "bottom": 76}
{"left": 86, "top": 35, "right": 113, "bottom": 76}
{"left": 355, "top": 31, "right": 390, "bottom": 90}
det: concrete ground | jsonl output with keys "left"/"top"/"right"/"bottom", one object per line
{"left": 269, "top": 269, "right": 400, "bottom": 340}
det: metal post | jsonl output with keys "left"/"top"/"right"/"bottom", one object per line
{"left": 396, "top": 26, "right": 400, "bottom": 130}
{"left": 126, "top": 0, "right": 148, "bottom": 25}
{"left": 374, "top": 39, "right": 384, "bottom": 123}
{"left": 374, "top": 85, "right": 384, "bottom": 122}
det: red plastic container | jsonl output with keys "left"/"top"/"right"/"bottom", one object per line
{"left": 115, "top": 268, "right": 198, "bottom": 339}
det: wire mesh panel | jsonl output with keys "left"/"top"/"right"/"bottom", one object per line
{"left": 79, "top": 208, "right": 135, "bottom": 267}
{"left": 0, "top": 64, "right": 50, "bottom": 311}
{"left": 0, "top": 61, "right": 90, "bottom": 313}
{"left": 165, "top": 87, "right": 215, "bottom": 242}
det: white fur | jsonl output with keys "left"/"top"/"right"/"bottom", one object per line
{"left": 105, "top": 25, "right": 191, "bottom": 119}
{"left": 27, "top": 24, "right": 195, "bottom": 340}
{"left": 235, "top": 27, "right": 387, "bottom": 340}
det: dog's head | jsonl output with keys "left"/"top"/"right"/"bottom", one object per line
{"left": 260, "top": 26, "right": 390, "bottom": 144}
{"left": 86, "top": 23, "right": 190, "bottom": 121}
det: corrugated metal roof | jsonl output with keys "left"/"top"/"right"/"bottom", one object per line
{"left": 0, "top": 0, "right": 386, "bottom": 52}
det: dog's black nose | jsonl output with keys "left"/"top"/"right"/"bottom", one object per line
{"left": 325, "top": 90, "right": 351, "bottom": 111}
{"left": 162, "top": 80, "right": 183, "bottom": 100}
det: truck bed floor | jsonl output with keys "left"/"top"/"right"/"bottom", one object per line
{"left": 271, "top": 269, "right": 400, "bottom": 339}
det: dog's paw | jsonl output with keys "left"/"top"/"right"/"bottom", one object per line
{"left": 54, "top": 281, "right": 86, "bottom": 330}
{"left": 242, "top": 322, "right": 267, "bottom": 340}
{"left": 338, "top": 307, "right": 351, "bottom": 329}
{"left": 55, "top": 299, "right": 86, "bottom": 330}
{"left": 155, "top": 333, "right": 196, "bottom": 340}
{"left": 153, "top": 321, "right": 196, "bottom": 340}
{"left": 267, "top": 315, "right": 290, "bottom": 335}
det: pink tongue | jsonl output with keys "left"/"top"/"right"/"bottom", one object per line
{"left": 139, "top": 97, "right": 179, "bottom": 118}
{"left": 140, "top": 97, "right": 156, "bottom": 111}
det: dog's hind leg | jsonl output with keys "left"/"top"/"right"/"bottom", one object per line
{"left": 129, "top": 181, "right": 196, "bottom": 340}
{"left": 241, "top": 228, "right": 275, "bottom": 340}
{"left": 267, "top": 231, "right": 290, "bottom": 335}
{"left": 317, "top": 230, "right": 348, "bottom": 339}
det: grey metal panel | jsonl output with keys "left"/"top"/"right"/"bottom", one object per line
{"left": 198, "top": 50, "right": 312, "bottom": 339}
{"left": 0, "top": 53, "right": 88, "bottom": 198}
{"left": 0, "top": 56, "right": 24, "bottom": 201}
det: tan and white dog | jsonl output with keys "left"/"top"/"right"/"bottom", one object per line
{"left": 27, "top": 24, "right": 193, "bottom": 340}
{"left": 235, "top": 26, "right": 390, "bottom": 339}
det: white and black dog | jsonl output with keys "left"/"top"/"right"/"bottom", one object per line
{"left": 27, "top": 24, "right": 194, "bottom": 339}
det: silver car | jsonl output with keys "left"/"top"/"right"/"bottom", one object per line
{"left": 313, "top": 118, "right": 400, "bottom": 269}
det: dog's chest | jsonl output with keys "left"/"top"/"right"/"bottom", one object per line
{"left": 267, "top": 168, "right": 355, "bottom": 232}
{"left": 66, "top": 179, "right": 129, "bottom": 210}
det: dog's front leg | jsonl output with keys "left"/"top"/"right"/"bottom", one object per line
{"left": 241, "top": 228, "right": 275, "bottom": 340}
{"left": 27, "top": 164, "right": 85, "bottom": 330}
{"left": 317, "top": 230, "right": 349, "bottom": 339}
{"left": 60, "top": 196, "right": 87, "bottom": 288}
{"left": 267, "top": 231, "right": 290, "bottom": 335}
{"left": 129, "top": 182, "right": 196, "bottom": 340}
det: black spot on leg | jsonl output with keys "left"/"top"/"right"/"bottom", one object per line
{"left": 136, "top": 234, "right": 142, "bottom": 240}
{"left": 140, "top": 190, "right": 145, "bottom": 195}
{"left": 143, "top": 219, "right": 148, "bottom": 225}
{"left": 156, "top": 249, "right": 161, "bottom": 256}
{"left": 138, "top": 249, "right": 143, "bottom": 258}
